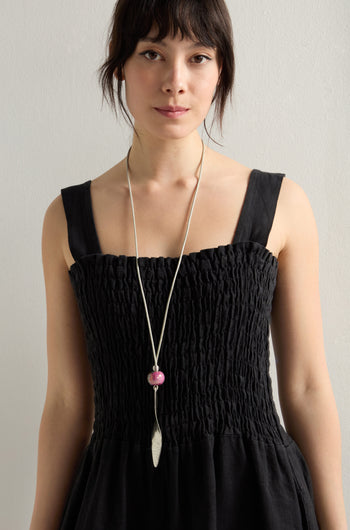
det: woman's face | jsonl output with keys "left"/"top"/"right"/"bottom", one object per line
{"left": 121, "top": 26, "right": 222, "bottom": 140}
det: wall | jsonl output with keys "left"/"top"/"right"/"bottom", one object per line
{"left": 1, "top": 0, "right": 349, "bottom": 527}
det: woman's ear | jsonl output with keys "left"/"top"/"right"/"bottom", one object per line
{"left": 109, "top": 41, "right": 124, "bottom": 81}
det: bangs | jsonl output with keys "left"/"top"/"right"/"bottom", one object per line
{"left": 124, "top": 0, "right": 221, "bottom": 50}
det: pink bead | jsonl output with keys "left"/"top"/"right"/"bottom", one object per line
{"left": 147, "top": 370, "right": 165, "bottom": 386}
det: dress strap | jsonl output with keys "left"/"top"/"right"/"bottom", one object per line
{"left": 233, "top": 170, "right": 285, "bottom": 247}
{"left": 60, "top": 180, "right": 102, "bottom": 262}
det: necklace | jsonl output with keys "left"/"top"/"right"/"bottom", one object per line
{"left": 126, "top": 139, "right": 205, "bottom": 467}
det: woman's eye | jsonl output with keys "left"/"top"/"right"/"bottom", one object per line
{"left": 139, "top": 50, "right": 161, "bottom": 61}
{"left": 192, "top": 55, "right": 211, "bottom": 64}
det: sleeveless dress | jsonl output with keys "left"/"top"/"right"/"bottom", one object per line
{"left": 59, "top": 169, "right": 320, "bottom": 529}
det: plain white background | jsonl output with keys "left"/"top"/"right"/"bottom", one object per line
{"left": 1, "top": 0, "right": 349, "bottom": 527}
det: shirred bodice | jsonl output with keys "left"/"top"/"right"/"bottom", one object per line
{"left": 68, "top": 241, "right": 287, "bottom": 447}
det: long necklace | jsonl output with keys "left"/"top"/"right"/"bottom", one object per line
{"left": 125, "top": 139, "right": 205, "bottom": 467}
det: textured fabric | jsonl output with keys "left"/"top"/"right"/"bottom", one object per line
{"left": 59, "top": 169, "right": 320, "bottom": 529}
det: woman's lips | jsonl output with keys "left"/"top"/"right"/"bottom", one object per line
{"left": 154, "top": 108, "right": 189, "bottom": 118}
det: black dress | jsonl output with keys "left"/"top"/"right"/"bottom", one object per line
{"left": 59, "top": 169, "right": 320, "bottom": 529}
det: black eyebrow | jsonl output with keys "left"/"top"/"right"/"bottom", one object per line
{"left": 138, "top": 37, "right": 214, "bottom": 49}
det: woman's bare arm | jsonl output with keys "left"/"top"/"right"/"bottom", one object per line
{"left": 270, "top": 177, "right": 347, "bottom": 529}
{"left": 30, "top": 195, "right": 95, "bottom": 530}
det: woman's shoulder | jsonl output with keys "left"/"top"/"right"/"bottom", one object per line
{"left": 214, "top": 151, "right": 316, "bottom": 259}
{"left": 278, "top": 173, "right": 312, "bottom": 211}
{"left": 277, "top": 174, "right": 318, "bottom": 256}
{"left": 214, "top": 150, "right": 315, "bottom": 255}
{"left": 41, "top": 191, "right": 72, "bottom": 271}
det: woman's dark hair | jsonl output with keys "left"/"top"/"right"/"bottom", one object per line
{"left": 97, "top": 0, "right": 235, "bottom": 145}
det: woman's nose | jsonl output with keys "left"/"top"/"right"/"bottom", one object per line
{"left": 161, "top": 61, "right": 187, "bottom": 94}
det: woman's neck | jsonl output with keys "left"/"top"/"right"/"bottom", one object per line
{"left": 126, "top": 130, "right": 206, "bottom": 189}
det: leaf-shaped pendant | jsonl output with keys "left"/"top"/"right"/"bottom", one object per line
{"left": 151, "top": 421, "right": 162, "bottom": 468}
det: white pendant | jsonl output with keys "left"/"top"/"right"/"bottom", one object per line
{"left": 151, "top": 421, "right": 162, "bottom": 468}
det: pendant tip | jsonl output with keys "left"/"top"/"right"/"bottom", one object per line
{"left": 151, "top": 423, "right": 162, "bottom": 468}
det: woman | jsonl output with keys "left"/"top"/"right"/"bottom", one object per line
{"left": 30, "top": 0, "right": 347, "bottom": 528}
